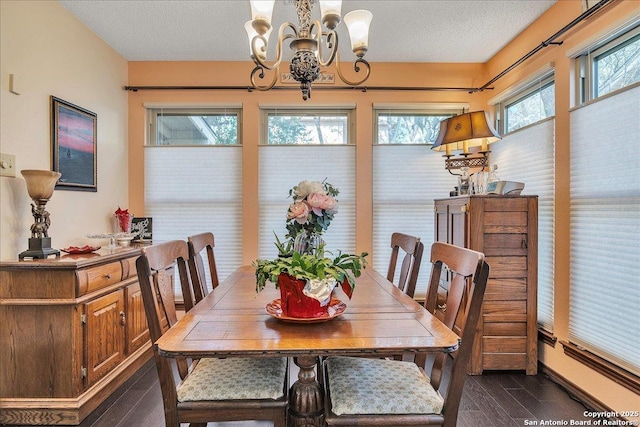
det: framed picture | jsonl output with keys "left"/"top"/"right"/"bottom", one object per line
{"left": 131, "top": 217, "right": 153, "bottom": 241}
{"left": 51, "top": 96, "right": 97, "bottom": 191}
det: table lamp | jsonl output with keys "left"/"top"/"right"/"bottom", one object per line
{"left": 431, "top": 110, "right": 501, "bottom": 174}
{"left": 19, "top": 169, "right": 62, "bottom": 259}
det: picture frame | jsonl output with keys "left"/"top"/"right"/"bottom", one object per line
{"left": 51, "top": 96, "right": 97, "bottom": 192}
{"left": 131, "top": 217, "right": 153, "bottom": 241}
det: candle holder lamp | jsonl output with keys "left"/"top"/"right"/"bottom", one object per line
{"left": 19, "top": 170, "right": 62, "bottom": 259}
{"left": 431, "top": 111, "right": 501, "bottom": 175}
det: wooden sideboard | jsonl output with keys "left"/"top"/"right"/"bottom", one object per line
{"left": 0, "top": 247, "right": 152, "bottom": 425}
{"left": 434, "top": 195, "right": 538, "bottom": 375}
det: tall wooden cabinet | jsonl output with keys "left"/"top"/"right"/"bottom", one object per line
{"left": 0, "top": 248, "right": 152, "bottom": 425}
{"left": 434, "top": 195, "right": 538, "bottom": 375}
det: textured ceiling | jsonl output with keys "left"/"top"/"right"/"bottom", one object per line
{"left": 58, "top": 0, "right": 557, "bottom": 63}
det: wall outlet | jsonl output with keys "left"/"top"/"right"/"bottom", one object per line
{"left": 0, "top": 153, "right": 16, "bottom": 177}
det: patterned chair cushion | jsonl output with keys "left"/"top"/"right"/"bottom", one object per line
{"left": 177, "top": 357, "right": 287, "bottom": 402}
{"left": 325, "top": 356, "right": 444, "bottom": 416}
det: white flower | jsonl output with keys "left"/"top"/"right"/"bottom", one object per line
{"left": 294, "top": 180, "right": 326, "bottom": 200}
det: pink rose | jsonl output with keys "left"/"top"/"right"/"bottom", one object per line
{"left": 287, "top": 201, "right": 309, "bottom": 224}
{"left": 307, "top": 193, "right": 336, "bottom": 216}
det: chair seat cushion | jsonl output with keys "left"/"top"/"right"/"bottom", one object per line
{"left": 325, "top": 356, "right": 444, "bottom": 416}
{"left": 177, "top": 357, "right": 287, "bottom": 402}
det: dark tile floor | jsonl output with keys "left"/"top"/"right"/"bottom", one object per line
{"left": 75, "top": 359, "right": 601, "bottom": 427}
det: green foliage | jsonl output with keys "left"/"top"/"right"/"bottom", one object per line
{"left": 378, "top": 113, "right": 450, "bottom": 144}
{"left": 204, "top": 114, "right": 238, "bottom": 144}
{"left": 253, "top": 245, "right": 368, "bottom": 295}
{"left": 267, "top": 116, "right": 310, "bottom": 144}
{"left": 273, "top": 232, "right": 293, "bottom": 256}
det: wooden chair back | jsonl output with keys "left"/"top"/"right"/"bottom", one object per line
{"left": 424, "top": 242, "right": 490, "bottom": 425}
{"left": 135, "top": 241, "right": 193, "bottom": 395}
{"left": 184, "top": 232, "right": 219, "bottom": 312}
{"left": 386, "top": 232, "right": 425, "bottom": 298}
{"left": 324, "top": 242, "right": 489, "bottom": 427}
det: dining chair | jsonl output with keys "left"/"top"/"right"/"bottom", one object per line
{"left": 184, "top": 232, "right": 219, "bottom": 312}
{"left": 323, "top": 242, "right": 489, "bottom": 427}
{"left": 135, "top": 240, "right": 289, "bottom": 427}
{"left": 386, "top": 232, "right": 425, "bottom": 298}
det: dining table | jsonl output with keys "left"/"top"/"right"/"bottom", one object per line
{"left": 154, "top": 265, "right": 461, "bottom": 427}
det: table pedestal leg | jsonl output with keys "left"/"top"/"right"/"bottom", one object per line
{"left": 289, "top": 356, "right": 324, "bottom": 427}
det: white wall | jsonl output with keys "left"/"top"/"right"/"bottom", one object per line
{"left": 0, "top": 0, "right": 129, "bottom": 259}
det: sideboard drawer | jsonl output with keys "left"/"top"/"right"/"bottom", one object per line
{"left": 79, "top": 262, "right": 123, "bottom": 295}
{"left": 121, "top": 256, "right": 137, "bottom": 280}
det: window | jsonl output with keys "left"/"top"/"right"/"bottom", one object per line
{"left": 577, "top": 24, "right": 640, "bottom": 103}
{"left": 568, "top": 24, "right": 640, "bottom": 379}
{"left": 490, "top": 70, "right": 556, "bottom": 332}
{"left": 258, "top": 109, "right": 356, "bottom": 260}
{"left": 145, "top": 107, "right": 243, "bottom": 297}
{"left": 499, "top": 75, "right": 555, "bottom": 134}
{"left": 149, "top": 108, "right": 240, "bottom": 145}
{"left": 373, "top": 107, "right": 461, "bottom": 298}
{"left": 569, "top": 84, "right": 640, "bottom": 376}
{"left": 376, "top": 111, "right": 451, "bottom": 144}
{"left": 266, "top": 112, "right": 349, "bottom": 144}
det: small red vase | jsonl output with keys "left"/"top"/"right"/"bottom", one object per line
{"left": 277, "top": 273, "right": 329, "bottom": 318}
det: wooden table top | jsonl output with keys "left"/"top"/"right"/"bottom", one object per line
{"left": 154, "top": 266, "right": 460, "bottom": 358}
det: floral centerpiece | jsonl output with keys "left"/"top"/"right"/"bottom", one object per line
{"left": 254, "top": 179, "right": 368, "bottom": 318}
{"left": 286, "top": 179, "right": 339, "bottom": 237}
{"left": 286, "top": 179, "right": 338, "bottom": 254}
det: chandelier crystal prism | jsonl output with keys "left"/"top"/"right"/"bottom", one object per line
{"left": 246, "top": 0, "right": 372, "bottom": 100}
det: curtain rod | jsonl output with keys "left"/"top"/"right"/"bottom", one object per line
{"left": 478, "top": 0, "right": 614, "bottom": 91}
{"left": 123, "top": 85, "right": 491, "bottom": 93}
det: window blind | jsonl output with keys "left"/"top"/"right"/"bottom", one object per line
{"left": 490, "top": 118, "right": 555, "bottom": 331}
{"left": 569, "top": 85, "right": 640, "bottom": 375}
{"left": 144, "top": 146, "right": 243, "bottom": 295}
{"left": 258, "top": 145, "right": 356, "bottom": 259}
{"left": 373, "top": 145, "right": 457, "bottom": 298}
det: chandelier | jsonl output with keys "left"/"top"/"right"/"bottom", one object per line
{"left": 246, "top": 0, "right": 372, "bottom": 100}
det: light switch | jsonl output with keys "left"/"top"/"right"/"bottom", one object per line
{"left": 0, "top": 153, "right": 16, "bottom": 177}
{"left": 9, "top": 74, "right": 20, "bottom": 95}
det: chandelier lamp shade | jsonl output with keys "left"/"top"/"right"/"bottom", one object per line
{"left": 246, "top": 0, "right": 372, "bottom": 100}
{"left": 431, "top": 110, "right": 501, "bottom": 173}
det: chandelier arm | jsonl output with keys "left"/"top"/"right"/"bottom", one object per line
{"left": 250, "top": 65, "right": 279, "bottom": 91}
{"left": 251, "top": 22, "right": 298, "bottom": 72}
{"left": 312, "top": 20, "right": 338, "bottom": 67}
{"left": 250, "top": 34, "right": 271, "bottom": 67}
{"left": 335, "top": 52, "right": 371, "bottom": 86}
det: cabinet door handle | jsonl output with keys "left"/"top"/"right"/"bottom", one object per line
{"left": 104, "top": 274, "right": 112, "bottom": 279}
{"left": 120, "top": 311, "right": 126, "bottom": 326}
